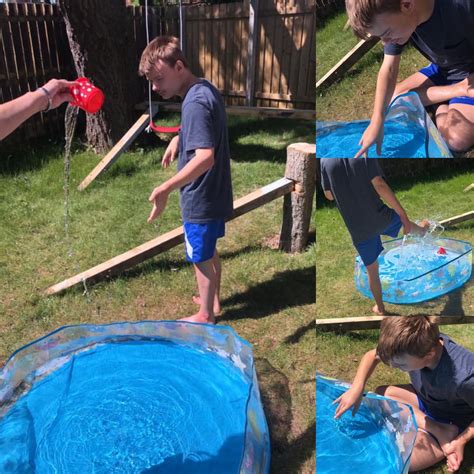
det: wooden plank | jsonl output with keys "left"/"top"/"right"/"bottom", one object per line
{"left": 439, "top": 211, "right": 474, "bottom": 227}
{"left": 246, "top": 0, "right": 259, "bottom": 106}
{"left": 463, "top": 183, "right": 474, "bottom": 192}
{"left": 136, "top": 101, "right": 315, "bottom": 119}
{"left": 46, "top": 177, "right": 294, "bottom": 295}
{"left": 316, "top": 37, "right": 379, "bottom": 91}
{"left": 316, "top": 316, "right": 474, "bottom": 332}
{"left": 78, "top": 107, "right": 158, "bottom": 191}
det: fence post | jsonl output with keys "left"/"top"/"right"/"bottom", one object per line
{"left": 279, "top": 143, "right": 316, "bottom": 253}
{"left": 245, "top": 0, "right": 259, "bottom": 106}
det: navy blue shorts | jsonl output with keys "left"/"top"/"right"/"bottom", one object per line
{"left": 183, "top": 220, "right": 225, "bottom": 263}
{"left": 417, "top": 395, "right": 468, "bottom": 433}
{"left": 354, "top": 211, "right": 402, "bottom": 266}
{"left": 419, "top": 63, "right": 474, "bottom": 106}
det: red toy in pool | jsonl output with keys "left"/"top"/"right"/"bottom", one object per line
{"left": 437, "top": 247, "right": 447, "bottom": 255}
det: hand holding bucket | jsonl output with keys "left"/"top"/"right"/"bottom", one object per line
{"left": 70, "top": 78, "right": 105, "bottom": 114}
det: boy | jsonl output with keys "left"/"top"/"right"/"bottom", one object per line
{"left": 320, "top": 158, "right": 429, "bottom": 315}
{"left": 345, "top": 0, "right": 474, "bottom": 156}
{"left": 139, "top": 36, "right": 233, "bottom": 324}
{"left": 333, "top": 316, "right": 474, "bottom": 472}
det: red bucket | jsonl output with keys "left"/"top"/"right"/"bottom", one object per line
{"left": 70, "top": 77, "right": 105, "bottom": 114}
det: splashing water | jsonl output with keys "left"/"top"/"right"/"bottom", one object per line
{"left": 64, "top": 105, "right": 79, "bottom": 245}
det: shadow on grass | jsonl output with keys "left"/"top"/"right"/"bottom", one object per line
{"left": 284, "top": 320, "right": 316, "bottom": 345}
{"left": 219, "top": 266, "right": 315, "bottom": 322}
{"left": 255, "top": 358, "right": 315, "bottom": 473}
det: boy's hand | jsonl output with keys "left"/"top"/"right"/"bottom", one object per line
{"left": 355, "top": 120, "right": 384, "bottom": 158}
{"left": 41, "top": 78, "right": 79, "bottom": 109}
{"left": 148, "top": 185, "right": 170, "bottom": 223}
{"left": 333, "top": 386, "right": 364, "bottom": 419}
{"left": 444, "top": 437, "right": 465, "bottom": 472}
{"left": 162, "top": 135, "right": 179, "bottom": 168}
{"left": 400, "top": 214, "right": 411, "bottom": 235}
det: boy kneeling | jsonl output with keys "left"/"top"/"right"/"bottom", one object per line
{"left": 334, "top": 316, "right": 474, "bottom": 472}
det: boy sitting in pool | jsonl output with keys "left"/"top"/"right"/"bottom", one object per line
{"left": 320, "top": 158, "right": 429, "bottom": 315}
{"left": 334, "top": 316, "right": 474, "bottom": 473}
{"left": 139, "top": 36, "right": 233, "bottom": 324}
{"left": 345, "top": 0, "right": 474, "bottom": 157}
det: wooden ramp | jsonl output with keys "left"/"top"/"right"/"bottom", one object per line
{"left": 46, "top": 177, "right": 294, "bottom": 295}
{"left": 316, "top": 37, "right": 379, "bottom": 91}
{"left": 78, "top": 106, "right": 158, "bottom": 191}
{"left": 440, "top": 210, "right": 474, "bottom": 227}
{"left": 316, "top": 316, "right": 474, "bottom": 332}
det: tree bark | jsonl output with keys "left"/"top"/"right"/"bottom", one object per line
{"left": 279, "top": 143, "right": 316, "bottom": 253}
{"left": 60, "top": 0, "right": 139, "bottom": 153}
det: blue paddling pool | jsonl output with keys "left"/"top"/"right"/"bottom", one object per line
{"left": 0, "top": 322, "right": 270, "bottom": 473}
{"left": 355, "top": 237, "right": 472, "bottom": 304}
{"left": 316, "top": 375, "right": 417, "bottom": 474}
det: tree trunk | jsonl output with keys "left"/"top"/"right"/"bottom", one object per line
{"left": 60, "top": 0, "right": 139, "bottom": 154}
{"left": 279, "top": 143, "right": 316, "bottom": 253}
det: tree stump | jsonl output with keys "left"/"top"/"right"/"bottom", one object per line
{"left": 279, "top": 143, "right": 316, "bottom": 253}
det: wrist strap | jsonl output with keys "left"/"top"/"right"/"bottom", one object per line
{"left": 39, "top": 86, "right": 52, "bottom": 113}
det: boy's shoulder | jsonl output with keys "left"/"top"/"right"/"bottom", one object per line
{"left": 183, "top": 79, "right": 221, "bottom": 109}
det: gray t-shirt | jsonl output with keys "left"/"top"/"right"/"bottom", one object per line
{"left": 178, "top": 79, "right": 233, "bottom": 223}
{"left": 320, "top": 158, "right": 394, "bottom": 244}
{"left": 410, "top": 334, "right": 474, "bottom": 431}
{"left": 384, "top": 0, "right": 474, "bottom": 81}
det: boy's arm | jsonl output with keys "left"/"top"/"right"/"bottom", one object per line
{"left": 371, "top": 175, "right": 411, "bottom": 233}
{"left": 333, "top": 349, "right": 381, "bottom": 418}
{"left": 355, "top": 54, "right": 401, "bottom": 158}
{"left": 147, "top": 148, "right": 214, "bottom": 223}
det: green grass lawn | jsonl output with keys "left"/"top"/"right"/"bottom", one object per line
{"left": 316, "top": 11, "right": 474, "bottom": 158}
{"left": 0, "top": 114, "right": 315, "bottom": 473}
{"left": 316, "top": 161, "right": 474, "bottom": 318}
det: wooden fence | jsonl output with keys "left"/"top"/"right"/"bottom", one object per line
{"left": 0, "top": 1, "right": 315, "bottom": 143}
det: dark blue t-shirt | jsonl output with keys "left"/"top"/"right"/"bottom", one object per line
{"left": 410, "top": 334, "right": 474, "bottom": 431}
{"left": 178, "top": 79, "right": 233, "bottom": 223}
{"left": 320, "top": 158, "right": 394, "bottom": 244}
{"left": 384, "top": 0, "right": 474, "bottom": 81}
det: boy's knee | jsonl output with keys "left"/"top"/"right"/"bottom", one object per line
{"left": 442, "top": 128, "right": 472, "bottom": 152}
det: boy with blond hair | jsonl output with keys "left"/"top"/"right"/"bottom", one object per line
{"left": 139, "top": 36, "right": 233, "bottom": 323}
{"left": 334, "top": 316, "right": 474, "bottom": 472}
{"left": 345, "top": 0, "right": 474, "bottom": 156}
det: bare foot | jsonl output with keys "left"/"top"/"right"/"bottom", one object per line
{"left": 372, "top": 304, "right": 386, "bottom": 315}
{"left": 419, "top": 219, "right": 431, "bottom": 234}
{"left": 434, "top": 424, "right": 460, "bottom": 471}
{"left": 179, "top": 312, "right": 216, "bottom": 324}
{"left": 192, "top": 295, "right": 221, "bottom": 316}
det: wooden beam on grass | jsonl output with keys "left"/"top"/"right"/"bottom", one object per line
{"left": 439, "top": 211, "right": 474, "bottom": 227}
{"left": 136, "top": 102, "right": 315, "bottom": 120}
{"left": 45, "top": 177, "right": 294, "bottom": 295}
{"left": 78, "top": 105, "right": 158, "bottom": 191}
{"left": 316, "top": 316, "right": 474, "bottom": 332}
{"left": 464, "top": 183, "right": 474, "bottom": 192}
{"left": 316, "top": 37, "right": 379, "bottom": 92}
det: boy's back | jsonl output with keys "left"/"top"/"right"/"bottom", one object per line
{"left": 320, "top": 158, "right": 393, "bottom": 243}
{"left": 179, "top": 79, "right": 233, "bottom": 223}
{"left": 410, "top": 333, "right": 474, "bottom": 430}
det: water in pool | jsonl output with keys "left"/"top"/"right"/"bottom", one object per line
{"left": 316, "top": 120, "right": 427, "bottom": 158}
{"left": 316, "top": 386, "right": 400, "bottom": 474}
{"left": 0, "top": 340, "right": 249, "bottom": 473}
{"left": 379, "top": 241, "right": 458, "bottom": 283}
